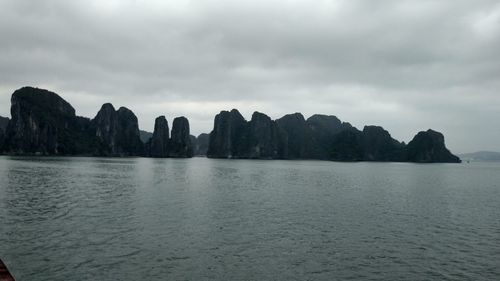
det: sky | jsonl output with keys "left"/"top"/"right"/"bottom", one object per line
{"left": 0, "top": 0, "right": 499, "bottom": 153}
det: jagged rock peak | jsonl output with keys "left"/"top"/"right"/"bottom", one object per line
{"left": 406, "top": 129, "right": 460, "bottom": 163}
{"left": 207, "top": 109, "right": 247, "bottom": 158}
{"left": 93, "top": 103, "right": 143, "bottom": 156}
{"left": 168, "top": 116, "right": 193, "bottom": 158}
{"left": 12, "top": 86, "right": 76, "bottom": 117}
{"left": 361, "top": 125, "right": 404, "bottom": 161}
{"left": 4, "top": 87, "right": 86, "bottom": 155}
{"left": 193, "top": 133, "right": 209, "bottom": 156}
{"left": 148, "top": 115, "right": 170, "bottom": 157}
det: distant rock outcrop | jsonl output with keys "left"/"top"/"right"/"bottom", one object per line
{"left": 305, "top": 114, "right": 354, "bottom": 159}
{"left": 147, "top": 116, "right": 169, "bottom": 157}
{"left": 458, "top": 151, "right": 500, "bottom": 162}
{"left": 139, "top": 130, "right": 153, "bottom": 143}
{"left": 276, "top": 113, "right": 317, "bottom": 159}
{"left": 406, "top": 129, "right": 460, "bottom": 163}
{"left": 207, "top": 110, "right": 287, "bottom": 159}
{"left": 207, "top": 109, "right": 247, "bottom": 158}
{"left": 246, "top": 112, "right": 287, "bottom": 159}
{"left": 0, "top": 116, "right": 9, "bottom": 150}
{"left": 3, "top": 87, "right": 95, "bottom": 155}
{"left": 0, "top": 87, "right": 460, "bottom": 163}
{"left": 361, "top": 126, "right": 405, "bottom": 161}
{"left": 168, "top": 116, "right": 193, "bottom": 158}
{"left": 206, "top": 109, "right": 460, "bottom": 163}
{"left": 93, "top": 104, "right": 143, "bottom": 156}
{"left": 193, "top": 133, "right": 209, "bottom": 156}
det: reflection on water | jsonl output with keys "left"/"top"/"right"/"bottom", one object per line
{"left": 0, "top": 156, "right": 499, "bottom": 280}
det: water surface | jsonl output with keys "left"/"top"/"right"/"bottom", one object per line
{"left": 0, "top": 156, "right": 499, "bottom": 280}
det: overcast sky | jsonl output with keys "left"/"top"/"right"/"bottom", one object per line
{"left": 1, "top": 0, "right": 499, "bottom": 153}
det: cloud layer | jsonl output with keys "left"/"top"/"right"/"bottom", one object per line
{"left": 1, "top": 0, "right": 499, "bottom": 152}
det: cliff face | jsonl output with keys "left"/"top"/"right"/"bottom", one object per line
{"left": 168, "top": 116, "right": 193, "bottom": 158}
{"left": 147, "top": 116, "right": 169, "bottom": 157}
{"left": 406, "top": 129, "right": 461, "bottom": 163}
{"left": 193, "top": 133, "right": 209, "bottom": 156}
{"left": 207, "top": 109, "right": 247, "bottom": 158}
{"left": 276, "top": 113, "right": 317, "bottom": 159}
{"left": 92, "top": 104, "right": 143, "bottom": 156}
{"left": 246, "top": 112, "right": 287, "bottom": 159}
{"left": 0, "top": 116, "right": 9, "bottom": 151}
{"left": 0, "top": 87, "right": 460, "bottom": 162}
{"left": 305, "top": 114, "right": 355, "bottom": 159}
{"left": 206, "top": 109, "right": 460, "bottom": 163}
{"left": 207, "top": 110, "right": 287, "bottom": 159}
{"left": 361, "top": 126, "right": 405, "bottom": 161}
{"left": 3, "top": 87, "right": 92, "bottom": 155}
{"left": 0, "top": 86, "right": 201, "bottom": 158}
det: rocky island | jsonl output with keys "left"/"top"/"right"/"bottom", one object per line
{"left": 206, "top": 109, "right": 460, "bottom": 163}
{"left": 0, "top": 86, "right": 460, "bottom": 163}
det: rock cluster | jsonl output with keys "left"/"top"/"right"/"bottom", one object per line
{"left": 0, "top": 86, "right": 193, "bottom": 157}
{"left": 0, "top": 87, "right": 460, "bottom": 163}
{"left": 93, "top": 103, "right": 143, "bottom": 156}
{"left": 207, "top": 109, "right": 460, "bottom": 163}
{"left": 144, "top": 116, "right": 194, "bottom": 158}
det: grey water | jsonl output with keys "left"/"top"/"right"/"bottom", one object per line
{"left": 0, "top": 156, "right": 499, "bottom": 281}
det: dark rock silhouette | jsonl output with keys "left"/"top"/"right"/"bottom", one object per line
{"left": 305, "top": 114, "right": 355, "bottom": 159}
{"left": 329, "top": 128, "right": 364, "bottom": 161}
{"left": 361, "top": 126, "right": 405, "bottom": 161}
{"left": 0, "top": 116, "right": 9, "bottom": 150}
{"left": 0, "top": 87, "right": 460, "bottom": 162}
{"left": 276, "top": 113, "right": 317, "bottom": 159}
{"left": 3, "top": 87, "right": 95, "bottom": 155}
{"left": 193, "top": 133, "right": 209, "bottom": 156}
{"left": 207, "top": 109, "right": 247, "bottom": 158}
{"left": 246, "top": 112, "right": 287, "bottom": 159}
{"left": 139, "top": 130, "right": 153, "bottom": 143}
{"left": 168, "top": 116, "right": 193, "bottom": 158}
{"left": 406, "top": 129, "right": 460, "bottom": 163}
{"left": 206, "top": 109, "right": 460, "bottom": 163}
{"left": 207, "top": 110, "right": 287, "bottom": 159}
{"left": 93, "top": 103, "right": 143, "bottom": 156}
{"left": 147, "top": 116, "right": 169, "bottom": 157}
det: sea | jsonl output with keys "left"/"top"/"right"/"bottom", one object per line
{"left": 0, "top": 156, "right": 499, "bottom": 280}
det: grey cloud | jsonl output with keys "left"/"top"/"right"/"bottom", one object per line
{"left": 0, "top": 0, "right": 499, "bottom": 152}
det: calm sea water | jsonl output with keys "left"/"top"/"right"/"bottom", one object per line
{"left": 0, "top": 156, "right": 499, "bottom": 280}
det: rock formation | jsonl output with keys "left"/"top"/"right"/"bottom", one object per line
{"left": 276, "top": 113, "right": 317, "bottom": 159}
{"left": 2, "top": 87, "right": 94, "bottom": 155}
{"left": 92, "top": 104, "right": 143, "bottom": 156}
{"left": 139, "top": 130, "right": 153, "bottom": 143}
{"left": 0, "top": 87, "right": 461, "bottom": 163}
{"left": 246, "top": 112, "right": 287, "bottom": 159}
{"left": 0, "top": 116, "right": 9, "bottom": 151}
{"left": 193, "top": 133, "right": 209, "bottom": 156}
{"left": 361, "top": 126, "right": 405, "bottom": 161}
{"left": 168, "top": 116, "right": 193, "bottom": 158}
{"left": 147, "top": 116, "right": 169, "bottom": 157}
{"left": 206, "top": 109, "right": 460, "bottom": 163}
{"left": 207, "top": 110, "right": 287, "bottom": 159}
{"left": 406, "top": 129, "right": 460, "bottom": 163}
{"left": 207, "top": 109, "right": 247, "bottom": 158}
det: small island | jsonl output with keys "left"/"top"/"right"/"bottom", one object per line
{"left": 0, "top": 86, "right": 460, "bottom": 163}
